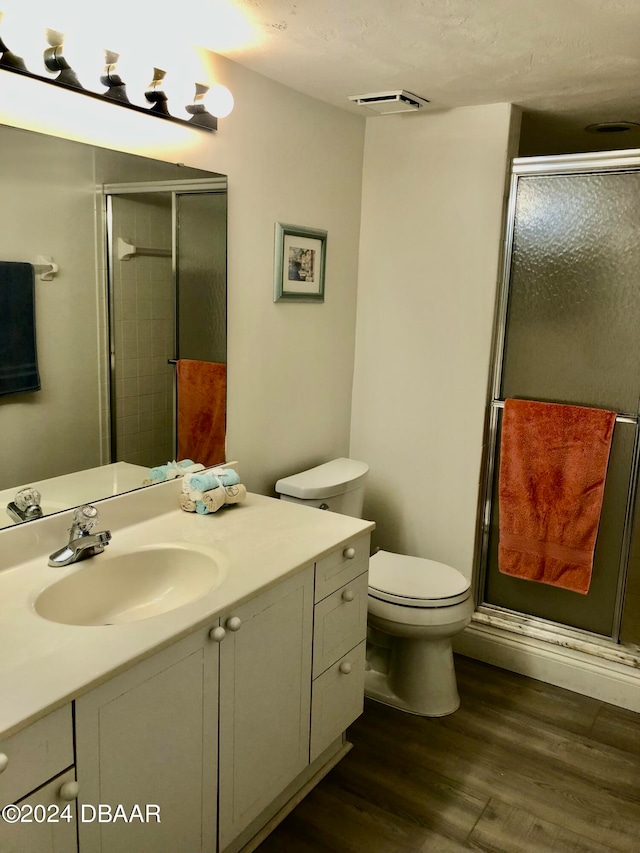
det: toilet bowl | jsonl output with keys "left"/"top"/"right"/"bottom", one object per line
{"left": 366, "top": 550, "right": 473, "bottom": 716}
{"left": 275, "top": 458, "right": 473, "bottom": 717}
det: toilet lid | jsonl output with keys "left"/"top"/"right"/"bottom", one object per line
{"left": 368, "top": 550, "right": 471, "bottom": 607}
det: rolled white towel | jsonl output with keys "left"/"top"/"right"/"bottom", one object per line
{"left": 181, "top": 462, "right": 205, "bottom": 475}
{"left": 179, "top": 493, "right": 197, "bottom": 512}
{"left": 201, "top": 488, "right": 226, "bottom": 514}
{"left": 222, "top": 484, "right": 247, "bottom": 505}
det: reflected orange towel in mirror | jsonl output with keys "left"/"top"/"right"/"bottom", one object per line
{"left": 498, "top": 399, "right": 616, "bottom": 594}
{"left": 177, "top": 359, "right": 226, "bottom": 468}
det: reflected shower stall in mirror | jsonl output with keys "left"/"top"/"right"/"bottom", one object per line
{"left": 0, "top": 123, "right": 227, "bottom": 528}
{"left": 477, "top": 150, "right": 640, "bottom": 650}
{"left": 106, "top": 183, "right": 227, "bottom": 466}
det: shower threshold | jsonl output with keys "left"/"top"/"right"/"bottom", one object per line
{"left": 471, "top": 604, "right": 640, "bottom": 670}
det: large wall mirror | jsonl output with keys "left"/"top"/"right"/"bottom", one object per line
{"left": 0, "top": 124, "right": 227, "bottom": 529}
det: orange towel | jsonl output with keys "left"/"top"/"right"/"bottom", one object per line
{"left": 498, "top": 399, "right": 616, "bottom": 594}
{"left": 177, "top": 359, "right": 227, "bottom": 468}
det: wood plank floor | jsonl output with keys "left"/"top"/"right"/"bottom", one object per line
{"left": 255, "top": 655, "right": 640, "bottom": 853}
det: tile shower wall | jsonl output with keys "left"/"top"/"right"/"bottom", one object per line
{"left": 110, "top": 194, "right": 175, "bottom": 468}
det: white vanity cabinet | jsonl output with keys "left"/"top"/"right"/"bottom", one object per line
{"left": 70, "top": 532, "right": 370, "bottom": 853}
{"left": 0, "top": 705, "right": 77, "bottom": 853}
{"left": 75, "top": 628, "right": 219, "bottom": 853}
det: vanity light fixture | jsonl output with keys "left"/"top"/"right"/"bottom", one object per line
{"left": 0, "top": 17, "right": 232, "bottom": 132}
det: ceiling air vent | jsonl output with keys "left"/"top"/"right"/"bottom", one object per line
{"left": 347, "top": 90, "right": 429, "bottom": 115}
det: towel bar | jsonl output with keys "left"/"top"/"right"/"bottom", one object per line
{"left": 34, "top": 255, "right": 58, "bottom": 281}
{"left": 491, "top": 399, "right": 637, "bottom": 425}
{"left": 117, "top": 237, "right": 172, "bottom": 261}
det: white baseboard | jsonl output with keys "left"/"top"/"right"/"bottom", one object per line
{"left": 454, "top": 619, "right": 640, "bottom": 712}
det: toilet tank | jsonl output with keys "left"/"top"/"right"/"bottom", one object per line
{"left": 275, "top": 458, "right": 369, "bottom": 518}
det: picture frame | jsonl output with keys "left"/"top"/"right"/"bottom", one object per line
{"left": 273, "top": 222, "right": 327, "bottom": 302}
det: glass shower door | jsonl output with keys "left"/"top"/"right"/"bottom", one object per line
{"left": 481, "top": 169, "right": 640, "bottom": 637}
{"left": 175, "top": 191, "right": 227, "bottom": 363}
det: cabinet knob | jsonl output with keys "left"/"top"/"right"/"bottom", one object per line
{"left": 59, "top": 781, "right": 79, "bottom": 801}
{"left": 0, "top": 753, "right": 8, "bottom": 773}
{"left": 343, "top": 547, "right": 356, "bottom": 560}
{"left": 226, "top": 616, "right": 242, "bottom": 632}
{"left": 339, "top": 661, "right": 352, "bottom": 675}
{"left": 209, "top": 626, "right": 226, "bottom": 643}
{"left": 319, "top": 503, "right": 330, "bottom": 510}
{"left": 341, "top": 589, "right": 355, "bottom": 602}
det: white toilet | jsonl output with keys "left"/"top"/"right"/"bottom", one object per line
{"left": 275, "top": 458, "right": 473, "bottom": 717}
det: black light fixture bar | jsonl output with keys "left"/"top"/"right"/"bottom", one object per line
{"left": 0, "top": 41, "right": 219, "bottom": 132}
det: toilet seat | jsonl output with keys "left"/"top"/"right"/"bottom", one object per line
{"left": 368, "top": 550, "right": 471, "bottom": 608}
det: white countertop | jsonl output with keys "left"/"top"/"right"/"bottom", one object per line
{"left": 0, "top": 485, "right": 374, "bottom": 739}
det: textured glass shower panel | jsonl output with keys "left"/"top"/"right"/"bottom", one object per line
{"left": 484, "top": 412, "right": 634, "bottom": 636}
{"left": 176, "top": 192, "right": 227, "bottom": 364}
{"left": 501, "top": 172, "right": 640, "bottom": 414}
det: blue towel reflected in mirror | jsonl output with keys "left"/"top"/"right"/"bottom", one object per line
{"left": 0, "top": 262, "right": 41, "bottom": 397}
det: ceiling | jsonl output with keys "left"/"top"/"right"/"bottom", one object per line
{"left": 215, "top": 0, "right": 640, "bottom": 155}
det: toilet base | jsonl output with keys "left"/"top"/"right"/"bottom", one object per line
{"left": 364, "top": 670, "right": 460, "bottom": 717}
{"left": 365, "top": 635, "right": 461, "bottom": 717}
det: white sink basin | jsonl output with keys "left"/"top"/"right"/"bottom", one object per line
{"left": 34, "top": 544, "right": 226, "bottom": 626}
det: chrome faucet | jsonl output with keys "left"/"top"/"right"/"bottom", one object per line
{"left": 6, "top": 487, "right": 43, "bottom": 524}
{"left": 48, "top": 504, "right": 111, "bottom": 568}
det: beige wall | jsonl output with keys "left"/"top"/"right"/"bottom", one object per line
{"left": 0, "top": 52, "right": 366, "bottom": 496}
{"left": 350, "top": 104, "right": 520, "bottom": 580}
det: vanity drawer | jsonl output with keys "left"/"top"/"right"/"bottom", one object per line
{"left": 0, "top": 705, "right": 74, "bottom": 804}
{"left": 314, "top": 534, "right": 370, "bottom": 603}
{"left": 313, "top": 572, "right": 368, "bottom": 678}
{"left": 310, "top": 641, "right": 366, "bottom": 762}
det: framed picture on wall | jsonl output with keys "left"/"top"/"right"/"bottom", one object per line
{"left": 273, "top": 222, "right": 327, "bottom": 302}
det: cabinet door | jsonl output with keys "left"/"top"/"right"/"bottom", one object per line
{"left": 0, "top": 768, "right": 77, "bottom": 853}
{"left": 218, "top": 566, "right": 314, "bottom": 850}
{"left": 76, "top": 628, "right": 218, "bottom": 853}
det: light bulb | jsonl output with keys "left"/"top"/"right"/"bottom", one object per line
{"left": 162, "top": 66, "right": 197, "bottom": 119}
{"left": 207, "top": 84, "right": 234, "bottom": 118}
{"left": 0, "top": 11, "right": 48, "bottom": 75}
{"left": 57, "top": 31, "right": 104, "bottom": 92}
{"left": 112, "top": 51, "right": 157, "bottom": 108}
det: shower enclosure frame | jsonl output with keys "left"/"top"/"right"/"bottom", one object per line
{"left": 474, "top": 148, "right": 640, "bottom": 658}
{"left": 103, "top": 177, "right": 227, "bottom": 465}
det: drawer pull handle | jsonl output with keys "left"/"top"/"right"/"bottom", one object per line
{"left": 0, "top": 753, "right": 7, "bottom": 774}
{"left": 339, "top": 661, "right": 352, "bottom": 675}
{"left": 209, "top": 626, "right": 226, "bottom": 643}
{"left": 343, "top": 547, "right": 356, "bottom": 560}
{"left": 226, "top": 616, "right": 242, "bottom": 632}
{"left": 59, "top": 781, "right": 79, "bottom": 801}
{"left": 342, "top": 589, "right": 355, "bottom": 602}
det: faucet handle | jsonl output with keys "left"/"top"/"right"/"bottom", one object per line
{"left": 14, "top": 488, "right": 41, "bottom": 511}
{"left": 72, "top": 504, "right": 100, "bottom": 534}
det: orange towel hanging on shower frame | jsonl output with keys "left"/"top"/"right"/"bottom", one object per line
{"left": 498, "top": 398, "right": 616, "bottom": 594}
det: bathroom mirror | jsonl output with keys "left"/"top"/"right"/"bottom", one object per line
{"left": 0, "top": 123, "right": 227, "bottom": 529}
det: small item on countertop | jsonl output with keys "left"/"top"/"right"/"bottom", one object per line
{"left": 179, "top": 483, "right": 247, "bottom": 514}
{"left": 146, "top": 459, "right": 205, "bottom": 485}
{"left": 187, "top": 468, "right": 240, "bottom": 501}
{"left": 179, "top": 493, "right": 197, "bottom": 512}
